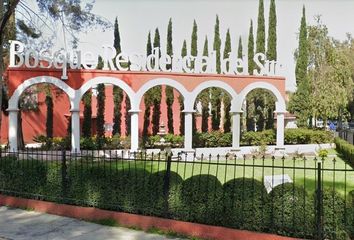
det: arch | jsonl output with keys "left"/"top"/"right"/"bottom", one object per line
{"left": 190, "top": 80, "right": 238, "bottom": 107}
{"left": 8, "top": 76, "right": 75, "bottom": 110}
{"left": 135, "top": 78, "right": 190, "bottom": 111}
{"left": 75, "top": 76, "right": 136, "bottom": 110}
{"left": 234, "top": 82, "right": 286, "bottom": 112}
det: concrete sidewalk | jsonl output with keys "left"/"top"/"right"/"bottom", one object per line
{"left": 0, "top": 206, "right": 186, "bottom": 240}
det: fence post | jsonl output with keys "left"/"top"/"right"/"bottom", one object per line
{"left": 61, "top": 149, "right": 68, "bottom": 201}
{"left": 315, "top": 161, "right": 323, "bottom": 240}
{"left": 163, "top": 153, "right": 172, "bottom": 217}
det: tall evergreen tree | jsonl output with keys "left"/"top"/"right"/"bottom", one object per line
{"left": 82, "top": 91, "right": 92, "bottom": 137}
{"left": 191, "top": 19, "right": 198, "bottom": 69}
{"left": 201, "top": 36, "right": 209, "bottom": 132}
{"left": 248, "top": 20, "right": 255, "bottom": 75}
{"left": 179, "top": 40, "right": 187, "bottom": 135}
{"left": 112, "top": 16, "right": 123, "bottom": 136}
{"left": 223, "top": 29, "right": 232, "bottom": 132}
{"left": 96, "top": 84, "right": 105, "bottom": 147}
{"left": 152, "top": 28, "right": 162, "bottom": 135}
{"left": 211, "top": 15, "right": 222, "bottom": 130}
{"left": 288, "top": 6, "right": 310, "bottom": 127}
{"left": 45, "top": 92, "right": 53, "bottom": 138}
{"left": 143, "top": 31, "right": 153, "bottom": 138}
{"left": 166, "top": 18, "right": 174, "bottom": 134}
{"left": 267, "top": 0, "right": 277, "bottom": 61}
{"left": 213, "top": 15, "right": 221, "bottom": 74}
{"left": 256, "top": 0, "right": 265, "bottom": 55}
{"left": 125, "top": 94, "right": 131, "bottom": 136}
{"left": 237, "top": 36, "right": 243, "bottom": 72}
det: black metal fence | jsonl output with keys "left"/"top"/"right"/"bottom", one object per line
{"left": 0, "top": 148, "right": 353, "bottom": 240}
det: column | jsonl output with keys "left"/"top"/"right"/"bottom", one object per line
{"left": 8, "top": 108, "right": 19, "bottom": 152}
{"left": 276, "top": 112, "right": 285, "bottom": 149}
{"left": 231, "top": 111, "right": 242, "bottom": 150}
{"left": 129, "top": 110, "right": 140, "bottom": 152}
{"left": 183, "top": 110, "right": 195, "bottom": 151}
{"left": 70, "top": 109, "right": 80, "bottom": 153}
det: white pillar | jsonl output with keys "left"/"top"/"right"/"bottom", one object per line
{"left": 8, "top": 108, "right": 19, "bottom": 152}
{"left": 71, "top": 109, "right": 80, "bottom": 153}
{"left": 276, "top": 112, "right": 285, "bottom": 149}
{"left": 183, "top": 110, "right": 195, "bottom": 151}
{"left": 129, "top": 110, "right": 140, "bottom": 152}
{"left": 231, "top": 111, "right": 242, "bottom": 150}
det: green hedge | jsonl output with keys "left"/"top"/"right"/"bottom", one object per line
{"left": 334, "top": 137, "right": 354, "bottom": 167}
{"left": 175, "top": 175, "right": 223, "bottom": 225}
{"left": 268, "top": 183, "right": 314, "bottom": 238}
{"left": 223, "top": 178, "right": 269, "bottom": 231}
{"left": 1, "top": 159, "right": 352, "bottom": 239}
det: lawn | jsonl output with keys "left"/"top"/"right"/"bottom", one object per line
{"left": 65, "top": 149, "right": 354, "bottom": 197}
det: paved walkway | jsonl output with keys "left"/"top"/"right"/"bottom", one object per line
{"left": 0, "top": 207, "right": 185, "bottom": 240}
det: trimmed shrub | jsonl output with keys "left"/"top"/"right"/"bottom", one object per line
{"left": 223, "top": 178, "right": 269, "bottom": 231}
{"left": 335, "top": 137, "right": 354, "bottom": 167}
{"left": 321, "top": 188, "right": 350, "bottom": 240}
{"left": 0, "top": 158, "right": 47, "bottom": 197}
{"left": 241, "top": 130, "right": 275, "bottom": 145}
{"left": 268, "top": 183, "right": 314, "bottom": 238}
{"left": 285, "top": 128, "right": 333, "bottom": 145}
{"left": 348, "top": 190, "right": 354, "bottom": 238}
{"left": 144, "top": 170, "right": 183, "bottom": 217}
{"left": 176, "top": 175, "right": 223, "bottom": 225}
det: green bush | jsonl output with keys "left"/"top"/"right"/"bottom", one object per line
{"left": 144, "top": 170, "right": 183, "bottom": 217}
{"left": 241, "top": 130, "right": 275, "bottom": 145}
{"left": 193, "top": 131, "right": 232, "bottom": 147}
{"left": 176, "top": 175, "right": 223, "bottom": 225}
{"left": 80, "top": 137, "right": 98, "bottom": 150}
{"left": 285, "top": 128, "right": 333, "bottom": 145}
{"left": 321, "top": 188, "right": 350, "bottom": 240}
{"left": 335, "top": 137, "right": 354, "bottom": 167}
{"left": 268, "top": 183, "right": 314, "bottom": 238}
{"left": 147, "top": 134, "right": 184, "bottom": 148}
{"left": 223, "top": 178, "right": 269, "bottom": 231}
{"left": 348, "top": 191, "right": 354, "bottom": 238}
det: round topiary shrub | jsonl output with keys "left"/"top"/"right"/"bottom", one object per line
{"left": 109, "top": 168, "right": 151, "bottom": 214}
{"left": 176, "top": 174, "right": 223, "bottom": 225}
{"left": 144, "top": 170, "right": 183, "bottom": 217}
{"left": 223, "top": 178, "right": 269, "bottom": 231}
{"left": 268, "top": 183, "right": 314, "bottom": 238}
{"left": 321, "top": 188, "right": 350, "bottom": 240}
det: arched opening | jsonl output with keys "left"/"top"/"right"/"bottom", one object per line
{"left": 14, "top": 83, "right": 72, "bottom": 149}
{"left": 191, "top": 84, "right": 236, "bottom": 148}
{"left": 78, "top": 81, "right": 133, "bottom": 150}
{"left": 138, "top": 83, "right": 186, "bottom": 149}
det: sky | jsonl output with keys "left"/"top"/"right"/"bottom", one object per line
{"left": 25, "top": 0, "right": 354, "bottom": 92}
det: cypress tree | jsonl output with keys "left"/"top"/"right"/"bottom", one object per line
{"left": 191, "top": 19, "right": 198, "bottom": 69}
{"left": 295, "top": 6, "right": 308, "bottom": 86}
{"left": 256, "top": 0, "right": 265, "bottom": 55}
{"left": 96, "top": 84, "right": 105, "bottom": 147}
{"left": 223, "top": 29, "right": 232, "bottom": 132}
{"left": 191, "top": 20, "right": 198, "bottom": 133}
{"left": 152, "top": 28, "right": 162, "bottom": 135}
{"left": 125, "top": 93, "right": 131, "bottom": 136}
{"left": 237, "top": 36, "right": 243, "bottom": 72}
{"left": 179, "top": 40, "right": 187, "bottom": 135}
{"left": 112, "top": 16, "right": 123, "bottom": 136}
{"left": 201, "top": 36, "right": 209, "bottom": 132}
{"left": 166, "top": 18, "right": 174, "bottom": 134}
{"left": 288, "top": 6, "right": 310, "bottom": 127}
{"left": 113, "top": 17, "right": 121, "bottom": 54}
{"left": 267, "top": 0, "right": 277, "bottom": 61}
{"left": 82, "top": 91, "right": 92, "bottom": 137}
{"left": 213, "top": 15, "right": 221, "bottom": 74}
{"left": 211, "top": 15, "right": 222, "bottom": 130}
{"left": 45, "top": 92, "right": 53, "bottom": 138}
{"left": 143, "top": 31, "right": 153, "bottom": 138}
{"left": 248, "top": 20, "right": 254, "bottom": 75}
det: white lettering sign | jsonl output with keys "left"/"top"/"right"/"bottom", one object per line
{"left": 8, "top": 40, "right": 281, "bottom": 80}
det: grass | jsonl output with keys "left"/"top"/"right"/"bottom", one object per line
{"left": 68, "top": 149, "right": 354, "bottom": 196}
